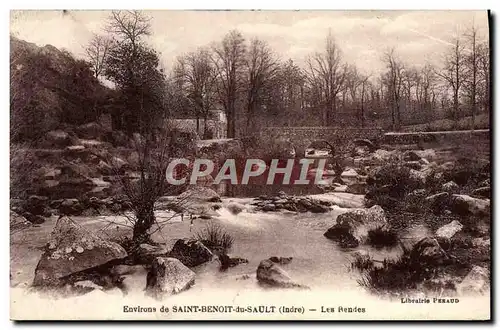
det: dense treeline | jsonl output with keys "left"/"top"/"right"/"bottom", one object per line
{"left": 10, "top": 11, "right": 490, "bottom": 143}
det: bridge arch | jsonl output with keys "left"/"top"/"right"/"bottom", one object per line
{"left": 260, "top": 126, "right": 384, "bottom": 158}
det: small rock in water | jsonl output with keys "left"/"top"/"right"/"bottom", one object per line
{"left": 435, "top": 220, "right": 463, "bottom": 239}
{"left": 236, "top": 274, "right": 251, "bottom": 281}
{"left": 226, "top": 202, "right": 245, "bottom": 215}
{"left": 256, "top": 259, "right": 308, "bottom": 289}
{"left": 340, "top": 168, "right": 360, "bottom": 185}
{"left": 262, "top": 204, "right": 277, "bottom": 212}
{"left": 472, "top": 186, "right": 490, "bottom": 199}
{"left": 169, "top": 239, "right": 213, "bottom": 267}
{"left": 457, "top": 265, "right": 489, "bottom": 295}
{"left": 409, "top": 237, "right": 449, "bottom": 266}
{"left": 472, "top": 237, "right": 490, "bottom": 248}
{"left": 219, "top": 254, "right": 249, "bottom": 271}
{"left": 145, "top": 257, "right": 196, "bottom": 299}
{"left": 450, "top": 194, "right": 490, "bottom": 217}
{"left": 324, "top": 205, "right": 387, "bottom": 248}
{"left": 403, "top": 150, "right": 422, "bottom": 162}
{"left": 442, "top": 181, "right": 459, "bottom": 193}
{"left": 269, "top": 256, "right": 293, "bottom": 265}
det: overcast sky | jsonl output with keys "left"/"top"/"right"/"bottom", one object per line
{"left": 10, "top": 10, "right": 489, "bottom": 74}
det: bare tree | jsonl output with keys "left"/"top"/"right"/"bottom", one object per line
{"left": 477, "top": 41, "right": 490, "bottom": 113}
{"left": 383, "top": 48, "right": 405, "bottom": 130}
{"left": 244, "top": 38, "right": 278, "bottom": 131}
{"left": 176, "top": 48, "right": 218, "bottom": 138}
{"left": 463, "top": 24, "right": 480, "bottom": 131}
{"left": 420, "top": 63, "right": 437, "bottom": 123}
{"left": 436, "top": 36, "right": 467, "bottom": 122}
{"left": 106, "top": 10, "right": 151, "bottom": 47}
{"left": 359, "top": 74, "right": 371, "bottom": 127}
{"left": 211, "top": 30, "right": 246, "bottom": 138}
{"left": 306, "top": 30, "right": 347, "bottom": 126}
{"left": 84, "top": 34, "right": 113, "bottom": 79}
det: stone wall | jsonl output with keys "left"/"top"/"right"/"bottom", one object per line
{"left": 383, "top": 129, "right": 490, "bottom": 146}
{"left": 260, "top": 126, "right": 385, "bottom": 155}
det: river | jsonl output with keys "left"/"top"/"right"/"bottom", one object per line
{"left": 10, "top": 197, "right": 490, "bottom": 320}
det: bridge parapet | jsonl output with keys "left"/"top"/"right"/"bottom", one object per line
{"left": 260, "top": 126, "right": 385, "bottom": 156}
{"left": 261, "top": 126, "right": 383, "bottom": 145}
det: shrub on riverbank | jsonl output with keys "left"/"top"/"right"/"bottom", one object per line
{"left": 195, "top": 222, "right": 234, "bottom": 254}
{"left": 366, "top": 226, "right": 399, "bottom": 249}
{"left": 365, "top": 164, "right": 424, "bottom": 211}
{"left": 350, "top": 252, "right": 375, "bottom": 272}
{"left": 357, "top": 243, "right": 448, "bottom": 296}
{"left": 355, "top": 234, "right": 490, "bottom": 297}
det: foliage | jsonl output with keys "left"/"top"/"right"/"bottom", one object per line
{"left": 10, "top": 36, "right": 109, "bottom": 142}
{"left": 104, "top": 41, "right": 166, "bottom": 135}
{"left": 350, "top": 252, "right": 375, "bottom": 272}
{"left": 365, "top": 163, "right": 424, "bottom": 210}
{"left": 195, "top": 222, "right": 234, "bottom": 254}
{"left": 356, "top": 244, "right": 446, "bottom": 296}
{"left": 366, "top": 226, "right": 399, "bottom": 249}
{"left": 10, "top": 144, "right": 38, "bottom": 199}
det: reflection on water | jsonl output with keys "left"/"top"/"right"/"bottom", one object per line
{"left": 210, "top": 157, "right": 334, "bottom": 198}
{"left": 10, "top": 201, "right": 491, "bottom": 320}
{"left": 218, "top": 182, "right": 324, "bottom": 198}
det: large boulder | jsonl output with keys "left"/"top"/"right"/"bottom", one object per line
{"left": 110, "top": 156, "right": 129, "bottom": 172}
{"left": 23, "top": 212, "right": 46, "bottom": 225}
{"left": 457, "top": 265, "right": 489, "bottom": 295}
{"left": 226, "top": 202, "right": 245, "bottom": 215}
{"left": 145, "top": 257, "right": 196, "bottom": 299}
{"left": 414, "top": 149, "right": 436, "bottom": 161}
{"left": 372, "top": 149, "right": 396, "bottom": 162}
{"left": 10, "top": 210, "right": 32, "bottom": 232}
{"left": 168, "top": 239, "right": 214, "bottom": 268}
{"left": 352, "top": 139, "right": 376, "bottom": 153}
{"left": 435, "top": 220, "right": 463, "bottom": 239}
{"left": 340, "top": 168, "right": 359, "bottom": 185}
{"left": 97, "top": 160, "right": 113, "bottom": 175}
{"left": 346, "top": 182, "right": 366, "bottom": 195}
{"left": 134, "top": 243, "right": 170, "bottom": 264}
{"left": 33, "top": 216, "right": 127, "bottom": 287}
{"left": 40, "top": 164, "right": 96, "bottom": 199}
{"left": 409, "top": 237, "right": 448, "bottom": 265}
{"left": 45, "top": 130, "right": 71, "bottom": 147}
{"left": 324, "top": 205, "right": 387, "bottom": 247}
{"left": 409, "top": 169, "right": 426, "bottom": 186}
{"left": 177, "top": 186, "right": 221, "bottom": 203}
{"left": 403, "top": 150, "right": 422, "bottom": 162}
{"left": 24, "top": 195, "right": 49, "bottom": 216}
{"left": 472, "top": 186, "right": 490, "bottom": 199}
{"left": 58, "top": 198, "right": 84, "bottom": 216}
{"left": 75, "top": 122, "right": 106, "bottom": 140}
{"left": 425, "top": 192, "right": 450, "bottom": 211}
{"left": 442, "top": 181, "right": 459, "bottom": 193}
{"left": 449, "top": 194, "right": 490, "bottom": 217}
{"left": 256, "top": 259, "right": 308, "bottom": 289}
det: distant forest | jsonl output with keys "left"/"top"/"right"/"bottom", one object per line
{"left": 11, "top": 11, "right": 490, "bottom": 142}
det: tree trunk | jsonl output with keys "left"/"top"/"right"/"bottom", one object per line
{"left": 133, "top": 207, "right": 155, "bottom": 244}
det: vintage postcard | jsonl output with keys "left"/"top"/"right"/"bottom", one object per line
{"left": 10, "top": 10, "right": 491, "bottom": 321}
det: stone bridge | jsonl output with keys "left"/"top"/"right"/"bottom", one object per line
{"left": 260, "top": 126, "right": 385, "bottom": 156}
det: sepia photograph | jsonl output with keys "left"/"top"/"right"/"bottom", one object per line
{"left": 9, "top": 9, "right": 491, "bottom": 321}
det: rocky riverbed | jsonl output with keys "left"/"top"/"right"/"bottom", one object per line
{"left": 10, "top": 133, "right": 491, "bottom": 320}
